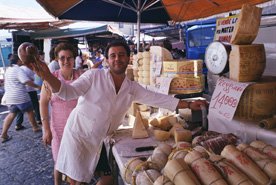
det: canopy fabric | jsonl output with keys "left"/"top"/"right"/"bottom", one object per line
{"left": 30, "top": 24, "right": 124, "bottom": 39}
{"left": 0, "top": 18, "right": 73, "bottom": 30}
{"left": 37, "top": 0, "right": 272, "bottom": 23}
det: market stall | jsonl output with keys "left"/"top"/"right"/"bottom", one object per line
{"left": 35, "top": 1, "right": 276, "bottom": 185}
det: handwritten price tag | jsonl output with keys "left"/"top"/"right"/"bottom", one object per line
{"left": 155, "top": 77, "right": 172, "bottom": 95}
{"left": 209, "top": 77, "right": 250, "bottom": 121}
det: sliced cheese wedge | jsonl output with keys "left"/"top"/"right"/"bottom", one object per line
{"left": 132, "top": 111, "right": 149, "bottom": 139}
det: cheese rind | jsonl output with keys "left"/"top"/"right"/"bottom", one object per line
{"left": 230, "top": 4, "right": 262, "bottom": 45}
{"left": 229, "top": 44, "right": 266, "bottom": 82}
{"left": 235, "top": 76, "right": 276, "bottom": 121}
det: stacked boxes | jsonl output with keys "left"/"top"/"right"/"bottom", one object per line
{"left": 162, "top": 60, "right": 204, "bottom": 94}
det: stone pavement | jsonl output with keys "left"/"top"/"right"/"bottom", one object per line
{"left": 0, "top": 105, "right": 98, "bottom": 185}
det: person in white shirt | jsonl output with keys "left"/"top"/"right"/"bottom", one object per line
{"left": 15, "top": 64, "right": 42, "bottom": 130}
{"left": 25, "top": 41, "right": 208, "bottom": 184}
{"left": 48, "top": 47, "right": 60, "bottom": 73}
{"left": 1, "top": 54, "right": 41, "bottom": 143}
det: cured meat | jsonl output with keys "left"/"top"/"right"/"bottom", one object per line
{"left": 209, "top": 154, "right": 253, "bottom": 185}
{"left": 250, "top": 140, "right": 276, "bottom": 160}
{"left": 237, "top": 143, "right": 276, "bottom": 181}
{"left": 184, "top": 150, "right": 228, "bottom": 185}
{"left": 221, "top": 145, "right": 269, "bottom": 185}
{"left": 193, "top": 133, "right": 238, "bottom": 154}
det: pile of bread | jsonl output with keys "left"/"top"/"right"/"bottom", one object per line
{"left": 123, "top": 139, "right": 276, "bottom": 185}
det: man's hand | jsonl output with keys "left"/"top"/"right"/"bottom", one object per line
{"left": 177, "top": 99, "right": 208, "bottom": 110}
{"left": 189, "top": 100, "right": 208, "bottom": 111}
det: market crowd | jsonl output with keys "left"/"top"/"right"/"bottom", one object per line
{"left": 1, "top": 40, "right": 206, "bottom": 185}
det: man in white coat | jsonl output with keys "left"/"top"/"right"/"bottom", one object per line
{"left": 21, "top": 41, "right": 208, "bottom": 185}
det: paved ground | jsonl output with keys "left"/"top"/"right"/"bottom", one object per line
{"left": 0, "top": 105, "right": 98, "bottom": 185}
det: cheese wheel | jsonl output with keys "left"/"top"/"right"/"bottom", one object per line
{"left": 235, "top": 76, "right": 276, "bottom": 121}
{"left": 229, "top": 44, "right": 265, "bottom": 82}
{"left": 230, "top": 4, "right": 262, "bottom": 45}
{"left": 169, "top": 76, "right": 204, "bottom": 94}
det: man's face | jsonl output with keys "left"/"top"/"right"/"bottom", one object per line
{"left": 107, "top": 46, "right": 129, "bottom": 75}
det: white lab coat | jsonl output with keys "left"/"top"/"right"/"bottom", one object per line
{"left": 55, "top": 69, "right": 179, "bottom": 182}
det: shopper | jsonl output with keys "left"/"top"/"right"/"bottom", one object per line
{"left": 48, "top": 47, "right": 60, "bottom": 73}
{"left": 15, "top": 63, "right": 42, "bottom": 130}
{"left": 39, "top": 42, "right": 83, "bottom": 185}
{"left": 1, "top": 54, "right": 41, "bottom": 143}
{"left": 26, "top": 40, "right": 208, "bottom": 184}
{"left": 92, "top": 49, "right": 104, "bottom": 69}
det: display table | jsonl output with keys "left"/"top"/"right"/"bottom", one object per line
{"left": 208, "top": 112, "right": 276, "bottom": 146}
{"left": 110, "top": 128, "right": 174, "bottom": 185}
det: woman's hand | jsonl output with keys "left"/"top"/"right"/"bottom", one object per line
{"left": 42, "top": 127, "right": 52, "bottom": 146}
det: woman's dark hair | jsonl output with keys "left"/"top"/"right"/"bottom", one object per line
{"left": 49, "top": 46, "right": 56, "bottom": 61}
{"left": 104, "top": 40, "right": 130, "bottom": 59}
{"left": 10, "top": 54, "right": 19, "bottom": 65}
{"left": 54, "top": 42, "right": 78, "bottom": 59}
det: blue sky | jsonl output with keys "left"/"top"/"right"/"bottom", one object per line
{"left": 0, "top": 0, "right": 52, "bottom": 19}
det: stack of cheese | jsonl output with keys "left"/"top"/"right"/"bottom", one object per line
{"left": 132, "top": 54, "right": 139, "bottom": 82}
{"left": 229, "top": 4, "right": 265, "bottom": 82}
{"left": 136, "top": 52, "right": 144, "bottom": 84}
{"left": 149, "top": 46, "right": 173, "bottom": 85}
{"left": 162, "top": 60, "right": 204, "bottom": 94}
{"left": 139, "top": 51, "right": 151, "bottom": 85}
{"left": 229, "top": 4, "right": 276, "bottom": 121}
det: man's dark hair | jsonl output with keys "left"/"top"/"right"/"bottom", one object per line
{"left": 104, "top": 40, "right": 130, "bottom": 59}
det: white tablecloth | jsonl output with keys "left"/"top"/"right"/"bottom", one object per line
{"left": 208, "top": 112, "right": 276, "bottom": 146}
{"left": 110, "top": 128, "right": 174, "bottom": 185}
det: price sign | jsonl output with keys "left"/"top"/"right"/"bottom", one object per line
{"left": 155, "top": 77, "right": 172, "bottom": 95}
{"left": 209, "top": 77, "right": 250, "bottom": 121}
{"left": 214, "top": 15, "right": 238, "bottom": 43}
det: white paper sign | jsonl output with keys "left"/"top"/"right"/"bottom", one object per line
{"left": 214, "top": 15, "right": 238, "bottom": 43}
{"left": 155, "top": 77, "right": 173, "bottom": 95}
{"left": 209, "top": 77, "right": 250, "bottom": 121}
